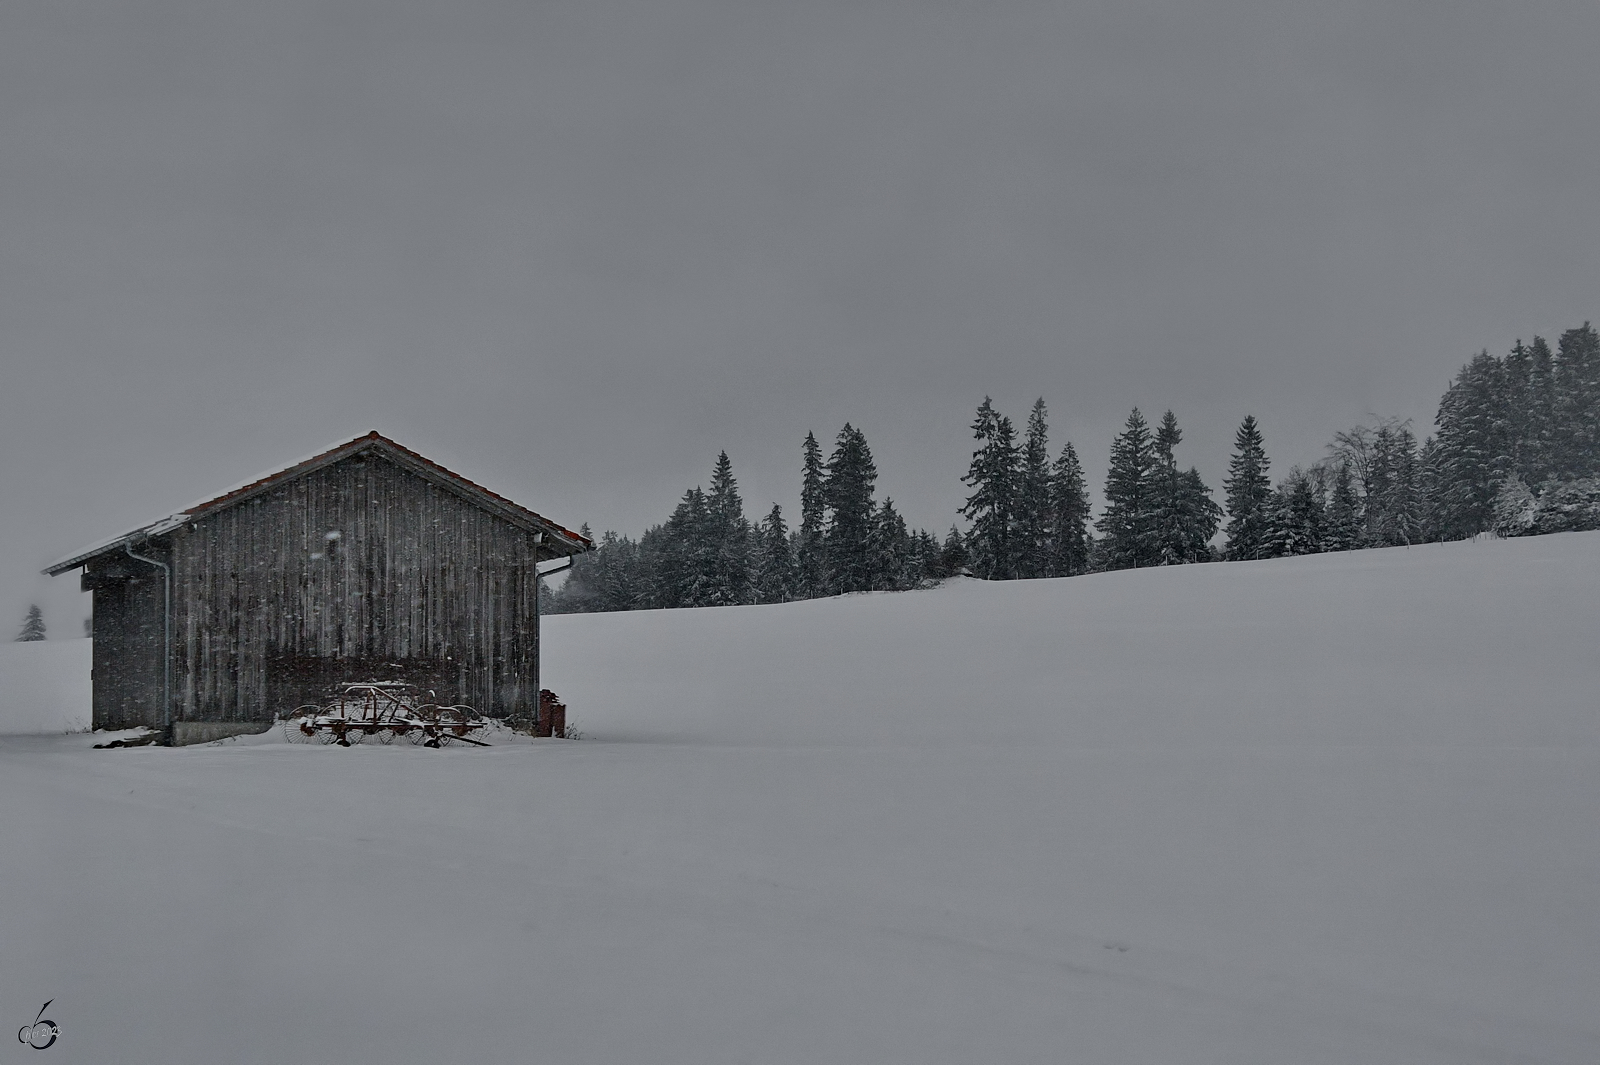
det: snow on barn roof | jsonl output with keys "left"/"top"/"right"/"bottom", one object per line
{"left": 44, "top": 431, "right": 592, "bottom": 575}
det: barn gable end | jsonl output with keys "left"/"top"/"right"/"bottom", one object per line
{"left": 48, "top": 433, "right": 590, "bottom": 739}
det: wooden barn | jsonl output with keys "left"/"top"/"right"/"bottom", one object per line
{"left": 45, "top": 432, "right": 591, "bottom": 745}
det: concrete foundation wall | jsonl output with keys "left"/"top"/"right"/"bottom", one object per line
{"left": 172, "top": 720, "right": 274, "bottom": 746}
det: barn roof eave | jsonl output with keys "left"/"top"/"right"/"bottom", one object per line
{"left": 43, "top": 514, "right": 193, "bottom": 575}
{"left": 43, "top": 431, "right": 591, "bottom": 576}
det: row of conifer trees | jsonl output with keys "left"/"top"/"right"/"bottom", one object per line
{"left": 549, "top": 427, "right": 968, "bottom": 612}
{"left": 1223, "top": 321, "right": 1600, "bottom": 557}
{"left": 548, "top": 321, "right": 1600, "bottom": 611}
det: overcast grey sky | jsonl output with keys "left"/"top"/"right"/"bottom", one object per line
{"left": 4, "top": 0, "right": 1598, "bottom": 632}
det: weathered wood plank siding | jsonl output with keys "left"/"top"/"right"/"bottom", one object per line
{"left": 83, "top": 554, "right": 166, "bottom": 730}
{"left": 163, "top": 452, "right": 539, "bottom": 723}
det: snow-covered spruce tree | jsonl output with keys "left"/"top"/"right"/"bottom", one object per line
{"left": 548, "top": 527, "right": 647, "bottom": 614}
{"left": 1371, "top": 421, "right": 1424, "bottom": 546}
{"left": 1261, "top": 469, "right": 1325, "bottom": 557}
{"left": 1015, "top": 398, "right": 1054, "bottom": 579}
{"left": 908, "top": 528, "right": 945, "bottom": 583}
{"left": 797, "top": 431, "right": 828, "bottom": 598}
{"left": 633, "top": 511, "right": 672, "bottom": 609}
{"left": 1522, "top": 336, "right": 1559, "bottom": 483}
{"left": 1502, "top": 339, "right": 1531, "bottom": 472}
{"left": 866, "top": 497, "right": 912, "bottom": 590}
{"left": 545, "top": 523, "right": 600, "bottom": 613}
{"left": 537, "top": 576, "right": 559, "bottom": 612}
{"left": 1417, "top": 436, "right": 1447, "bottom": 542}
{"left": 754, "top": 503, "right": 798, "bottom": 603}
{"left": 939, "top": 525, "right": 970, "bottom": 577}
{"left": 1490, "top": 477, "right": 1537, "bottom": 536}
{"left": 960, "top": 397, "right": 1020, "bottom": 580}
{"left": 680, "top": 487, "right": 716, "bottom": 604}
{"left": 15, "top": 604, "right": 46, "bottom": 642}
{"left": 1083, "top": 533, "right": 1111, "bottom": 573}
{"left": 1517, "top": 337, "right": 1557, "bottom": 483}
{"left": 1431, "top": 350, "right": 1513, "bottom": 539}
{"left": 823, "top": 423, "right": 879, "bottom": 593}
{"left": 1148, "top": 411, "right": 1182, "bottom": 563}
{"left": 631, "top": 526, "right": 666, "bottom": 609}
{"left": 1223, "top": 415, "right": 1272, "bottom": 560}
{"left": 601, "top": 531, "right": 645, "bottom": 610}
{"left": 1174, "top": 466, "right": 1223, "bottom": 562}
{"left": 1330, "top": 418, "right": 1424, "bottom": 547}
{"left": 645, "top": 486, "right": 715, "bottom": 608}
{"left": 1097, "top": 408, "right": 1157, "bottom": 569}
{"left": 1554, "top": 323, "right": 1600, "bottom": 479}
{"left": 1048, "top": 441, "right": 1090, "bottom": 576}
{"left": 1390, "top": 428, "right": 1426, "bottom": 545}
{"left": 705, "top": 451, "right": 755, "bottom": 605}
{"left": 1501, "top": 338, "right": 1553, "bottom": 485}
{"left": 1146, "top": 411, "right": 1221, "bottom": 565}
{"left": 1320, "top": 463, "right": 1364, "bottom": 551}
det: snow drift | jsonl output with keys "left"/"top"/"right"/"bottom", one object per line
{"left": 1, "top": 532, "right": 1597, "bottom": 1065}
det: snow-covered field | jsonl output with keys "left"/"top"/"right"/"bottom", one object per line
{"left": 3, "top": 532, "right": 1597, "bottom": 1064}
{"left": 0, "top": 638, "right": 89, "bottom": 734}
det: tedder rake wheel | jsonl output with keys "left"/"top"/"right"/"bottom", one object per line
{"left": 441, "top": 707, "right": 481, "bottom": 736}
{"left": 283, "top": 706, "right": 320, "bottom": 743}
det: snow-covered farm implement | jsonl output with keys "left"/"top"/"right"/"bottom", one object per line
{"left": 282, "top": 682, "right": 488, "bottom": 747}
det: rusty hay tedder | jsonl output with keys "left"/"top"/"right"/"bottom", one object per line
{"left": 282, "top": 681, "right": 490, "bottom": 747}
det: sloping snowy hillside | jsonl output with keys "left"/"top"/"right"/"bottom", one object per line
{"left": 2, "top": 532, "right": 1597, "bottom": 1065}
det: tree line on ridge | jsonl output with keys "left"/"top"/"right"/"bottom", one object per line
{"left": 548, "top": 321, "right": 1600, "bottom": 612}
